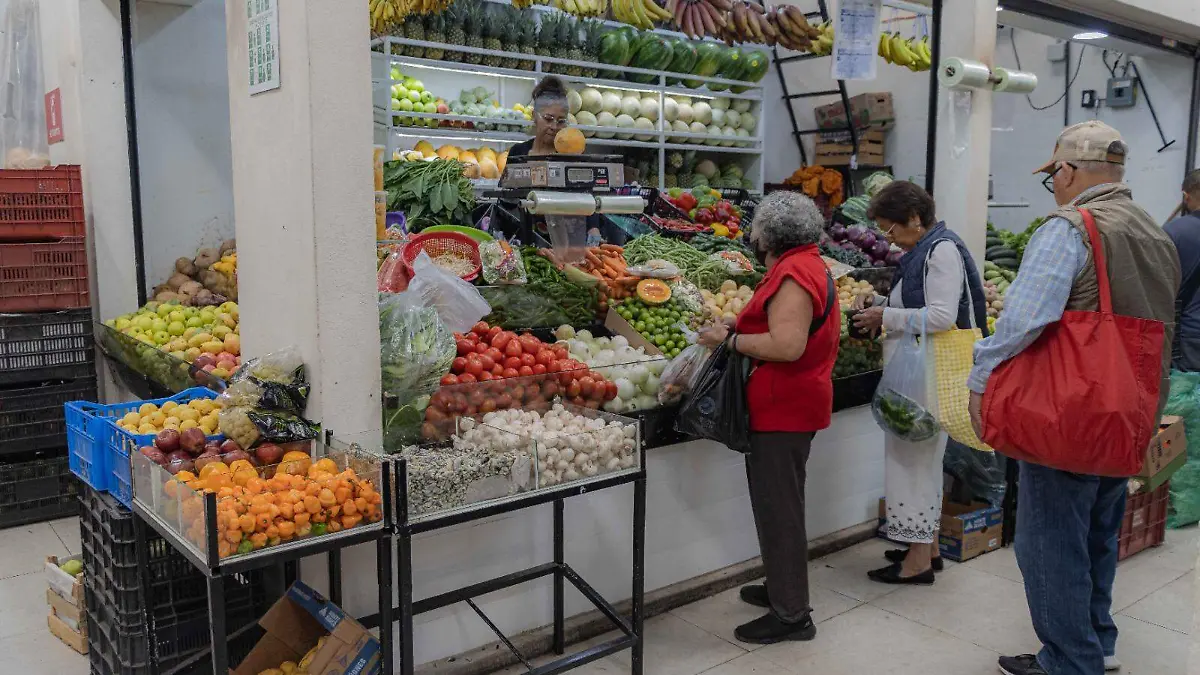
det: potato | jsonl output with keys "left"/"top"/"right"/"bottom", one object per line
{"left": 167, "top": 272, "right": 192, "bottom": 290}
{"left": 175, "top": 257, "right": 198, "bottom": 276}
{"left": 178, "top": 280, "right": 203, "bottom": 297}
{"left": 155, "top": 290, "right": 183, "bottom": 303}
{"left": 193, "top": 248, "right": 220, "bottom": 269}
{"left": 219, "top": 239, "right": 237, "bottom": 255}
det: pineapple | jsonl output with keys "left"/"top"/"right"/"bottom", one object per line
{"left": 498, "top": 6, "right": 521, "bottom": 70}
{"left": 444, "top": 2, "right": 466, "bottom": 62}
{"left": 481, "top": 6, "right": 503, "bottom": 68}
{"left": 402, "top": 15, "right": 426, "bottom": 58}
{"left": 518, "top": 14, "right": 537, "bottom": 71}
{"left": 424, "top": 12, "right": 446, "bottom": 61}
{"left": 580, "top": 20, "right": 602, "bottom": 77}
{"left": 464, "top": 4, "right": 484, "bottom": 65}
{"left": 559, "top": 17, "right": 582, "bottom": 77}
{"left": 537, "top": 14, "right": 558, "bottom": 72}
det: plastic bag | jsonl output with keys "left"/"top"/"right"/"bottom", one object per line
{"left": 675, "top": 344, "right": 751, "bottom": 453}
{"left": 0, "top": 0, "right": 49, "bottom": 168}
{"left": 1169, "top": 460, "right": 1200, "bottom": 528}
{"left": 1165, "top": 370, "right": 1200, "bottom": 527}
{"left": 943, "top": 438, "right": 1007, "bottom": 508}
{"left": 378, "top": 248, "right": 410, "bottom": 292}
{"left": 657, "top": 344, "right": 711, "bottom": 405}
{"left": 221, "top": 347, "right": 310, "bottom": 414}
{"left": 218, "top": 406, "right": 321, "bottom": 450}
{"left": 480, "top": 239, "right": 527, "bottom": 285}
{"left": 871, "top": 323, "right": 939, "bottom": 442}
{"left": 406, "top": 251, "right": 490, "bottom": 333}
{"left": 378, "top": 293, "right": 456, "bottom": 397}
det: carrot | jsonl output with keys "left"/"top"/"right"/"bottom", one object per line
{"left": 602, "top": 259, "right": 624, "bottom": 278}
{"left": 585, "top": 251, "right": 604, "bottom": 268}
{"left": 600, "top": 244, "right": 624, "bottom": 253}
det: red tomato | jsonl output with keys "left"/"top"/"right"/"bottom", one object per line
{"left": 520, "top": 353, "right": 537, "bottom": 367}
{"left": 465, "top": 359, "right": 484, "bottom": 377}
{"left": 478, "top": 355, "right": 496, "bottom": 371}
{"left": 487, "top": 325, "right": 502, "bottom": 341}
{"left": 501, "top": 367, "right": 520, "bottom": 379}
{"left": 479, "top": 399, "right": 497, "bottom": 413}
{"left": 552, "top": 346, "right": 568, "bottom": 361}
{"left": 532, "top": 363, "right": 547, "bottom": 375}
{"left": 492, "top": 331, "right": 513, "bottom": 350}
{"left": 535, "top": 349, "right": 554, "bottom": 366}
{"left": 479, "top": 371, "right": 494, "bottom": 381}
{"left": 472, "top": 321, "right": 490, "bottom": 336}
{"left": 542, "top": 381, "right": 559, "bottom": 398}
{"left": 509, "top": 385, "right": 525, "bottom": 401}
{"left": 518, "top": 334, "right": 542, "bottom": 354}
{"left": 504, "top": 339, "right": 523, "bottom": 357}
{"left": 503, "top": 356, "right": 522, "bottom": 370}
{"left": 604, "top": 381, "right": 618, "bottom": 401}
{"left": 519, "top": 365, "right": 535, "bottom": 377}
{"left": 570, "top": 396, "right": 587, "bottom": 407}
{"left": 458, "top": 373, "right": 477, "bottom": 384}
{"left": 584, "top": 399, "right": 601, "bottom": 410}
{"left": 474, "top": 342, "right": 489, "bottom": 355}
{"left": 425, "top": 406, "right": 446, "bottom": 422}
{"left": 492, "top": 365, "right": 504, "bottom": 376}
{"left": 496, "top": 393, "right": 514, "bottom": 409}
{"left": 485, "top": 347, "right": 504, "bottom": 363}
{"left": 456, "top": 340, "right": 475, "bottom": 356}
{"left": 566, "top": 380, "right": 582, "bottom": 398}
{"left": 451, "top": 357, "right": 467, "bottom": 373}
{"left": 558, "top": 370, "right": 574, "bottom": 387}
{"left": 440, "top": 374, "right": 459, "bottom": 386}
{"left": 578, "top": 376, "right": 596, "bottom": 397}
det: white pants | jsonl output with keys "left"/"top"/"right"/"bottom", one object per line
{"left": 884, "top": 433, "right": 946, "bottom": 544}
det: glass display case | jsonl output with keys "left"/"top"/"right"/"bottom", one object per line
{"left": 95, "top": 322, "right": 227, "bottom": 394}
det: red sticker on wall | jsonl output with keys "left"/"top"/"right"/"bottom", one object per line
{"left": 45, "top": 89, "right": 63, "bottom": 144}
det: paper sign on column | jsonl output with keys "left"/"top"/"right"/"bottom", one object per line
{"left": 831, "top": 0, "right": 881, "bottom": 81}
{"left": 45, "top": 89, "right": 63, "bottom": 144}
{"left": 247, "top": 0, "right": 281, "bottom": 95}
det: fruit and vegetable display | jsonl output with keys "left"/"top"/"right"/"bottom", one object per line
{"left": 151, "top": 239, "right": 238, "bottom": 305}
{"left": 876, "top": 31, "right": 933, "bottom": 72}
{"left": 836, "top": 276, "right": 875, "bottom": 309}
{"left": 611, "top": 294, "right": 693, "bottom": 358}
{"left": 986, "top": 218, "right": 1044, "bottom": 269}
{"left": 571, "top": 244, "right": 641, "bottom": 308}
{"left": 481, "top": 248, "right": 601, "bottom": 329}
{"left": 835, "top": 310, "right": 884, "bottom": 378}
{"left": 102, "top": 301, "right": 242, "bottom": 388}
{"left": 395, "top": 142, "right": 510, "bottom": 181}
{"left": 568, "top": 88, "right": 758, "bottom": 149}
{"left": 824, "top": 222, "right": 902, "bottom": 269}
{"left": 58, "top": 558, "right": 83, "bottom": 576}
{"left": 664, "top": 188, "right": 744, "bottom": 238}
{"left": 383, "top": 158, "right": 477, "bottom": 230}
{"left": 556, "top": 325, "right": 667, "bottom": 412}
{"left": 699, "top": 279, "right": 752, "bottom": 323}
{"left": 623, "top": 234, "right": 748, "bottom": 292}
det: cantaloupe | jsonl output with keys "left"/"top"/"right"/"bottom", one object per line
{"left": 595, "top": 111, "right": 617, "bottom": 138}
{"left": 436, "top": 145, "right": 461, "bottom": 160}
{"left": 615, "top": 114, "right": 636, "bottom": 139}
{"left": 554, "top": 127, "right": 586, "bottom": 154}
{"left": 692, "top": 101, "right": 713, "bottom": 125}
{"left": 476, "top": 146, "right": 497, "bottom": 161}
{"left": 479, "top": 158, "right": 500, "bottom": 179}
{"left": 676, "top": 103, "right": 694, "bottom": 124}
{"left": 580, "top": 88, "right": 603, "bottom": 114}
{"left": 636, "top": 279, "right": 671, "bottom": 305}
{"left": 600, "top": 91, "right": 622, "bottom": 115}
{"left": 620, "top": 95, "right": 641, "bottom": 118}
{"left": 687, "top": 121, "right": 707, "bottom": 143}
{"left": 662, "top": 98, "right": 678, "bottom": 123}
{"left": 633, "top": 117, "right": 655, "bottom": 141}
{"left": 567, "top": 90, "right": 582, "bottom": 115}
{"left": 459, "top": 150, "right": 479, "bottom": 164}
{"left": 639, "top": 98, "right": 660, "bottom": 122}
{"left": 415, "top": 140, "right": 435, "bottom": 158}
{"left": 497, "top": 150, "right": 508, "bottom": 173}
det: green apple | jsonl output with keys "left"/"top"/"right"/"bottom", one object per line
{"left": 167, "top": 321, "right": 186, "bottom": 336}
{"left": 422, "top": 101, "right": 437, "bottom": 114}
{"left": 425, "top": 117, "right": 439, "bottom": 128}
{"left": 403, "top": 76, "right": 417, "bottom": 89}
{"left": 406, "top": 89, "right": 421, "bottom": 104}
{"left": 135, "top": 316, "right": 154, "bottom": 331}
{"left": 152, "top": 330, "right": 171, "bottom": 345}
{"left": 420, "top": 91, "right": 434, "bottom": 104}
{"left": 156, "top": 304, "right": 175, "bottom": 318}
{"left": 167, "top": 310, "right": 185, "bottom": 323}
{"left": 391, "top": 98, "right": 402, "bottom": 110}
{"left": 390, "top": 67, "right": 401, "bottom": 81}
{"left": 151, "top": 318, "right": 168, "bottom": 332}
{"left": 397, "top": 98, "right": 414, "bottom": 112}
{"left": 115, "top": 318, "right": 131, "bottom": 330}
{"left": 185, "top": 316, "right": 204, "bottom": 328}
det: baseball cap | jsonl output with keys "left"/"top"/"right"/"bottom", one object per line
{"left": 1033, "top": 120, "right": 1128, "bottom": 174}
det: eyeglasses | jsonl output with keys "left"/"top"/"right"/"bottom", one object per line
{"left": 1042, "top": 162, "right": 1077, "bottom": 194}
{"left": 540, "top": 112, "right": 569, "bottom": 127}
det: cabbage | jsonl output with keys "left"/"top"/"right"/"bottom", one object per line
{"left": 846, "top": 224, "right": 867, "bottom": 245}
{"left": 871, "top": 239, "right": 890, "bottom": 260}
{"left": 829, "top": 223, "right": 848, "bottom": 241}
{"left": 860, "top": 231, "right": 877, "bottom": 250}
{"left": 886, "top": 249, "right": 904, "bottom": 266}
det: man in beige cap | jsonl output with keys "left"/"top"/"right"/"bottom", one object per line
{"left": 967, "top": 121, "right": 1180, "bottom": 675}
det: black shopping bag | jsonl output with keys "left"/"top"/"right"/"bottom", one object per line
{"left": 675, "top": 344, "right": 752, "bottom": 453}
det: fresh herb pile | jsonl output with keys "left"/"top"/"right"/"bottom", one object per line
{"left": 383, "top": 159, "right": 476, "bottom": 231}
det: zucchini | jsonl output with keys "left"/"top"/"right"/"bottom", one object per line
{"left": 985, "top": 245, "right": 1016, "bottom": 259}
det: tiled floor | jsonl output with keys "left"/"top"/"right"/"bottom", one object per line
{"left": 3, "top": 519, "right": 1196, "bottom": 675}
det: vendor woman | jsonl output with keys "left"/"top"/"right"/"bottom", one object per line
{"left": 508, "top": 75, "right": 570, "bottom": 158}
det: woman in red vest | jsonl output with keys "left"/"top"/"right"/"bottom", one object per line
{"left": 698, "top": 191, "right": 840, "bottom": 645}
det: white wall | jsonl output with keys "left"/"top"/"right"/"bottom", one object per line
{"left": 134, "top": 0, "right": 234, "bottom": 290}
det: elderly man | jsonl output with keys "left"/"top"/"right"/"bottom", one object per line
{"left": 967, "top": 121, "right": 1180, "bottom": 675}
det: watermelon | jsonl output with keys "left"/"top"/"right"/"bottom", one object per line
{"left": 683, "top": 43, "right": 725, "bottom": 89}
{"left": 628, "top": 35, "right": 674, "bottom": 83}
{"left": 707, "top": 47, "right": 745, "bottom": 92}
{"left": 730, "top": 49, "right": 768, "bottom": 93}
{"left": 665, "top": 40, "right": 700, "bottom": 86}
{"left": 597, "top": 30, "right": 631, "bottom": 79}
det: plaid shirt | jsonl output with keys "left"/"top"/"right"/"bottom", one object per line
{"left": 967, "top": 217, "right": 1088, "bottom": 393}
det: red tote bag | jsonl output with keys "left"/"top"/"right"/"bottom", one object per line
{"left": 980, "top": 208, "right": 1163, "bottom": 477}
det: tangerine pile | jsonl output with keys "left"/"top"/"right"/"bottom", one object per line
{"left": 165, "top": 451, "right": 383, "bottom": 558}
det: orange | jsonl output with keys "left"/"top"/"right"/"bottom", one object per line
{"left": 318, "top": 488, "right": 337, "bottom": 508}
{"left": 278, "top": 521, "right": 296, "bottom": 539}
{"left": 303, "top": 495, "right": 321, "bottom": 514}
{"left": 228, "top": 459, "right": 253, "bottom": 473}
{"left": 233, "top": 468, "right": 257, "bottom": 487}
{"left": 238, "top": 514, "right": 255, "bottom": 533}
{"left": 343, "top": 500, "right": 358, "bottom": 516}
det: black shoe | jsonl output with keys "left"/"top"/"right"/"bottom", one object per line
{"left": 998, "top": 654, "right": 1048, "bottom": 675}
{"left": 884, "top": 548, "right": 944, "bottom": 571}
{"left": 739, "top": 584, "right": 770, "bottom": 608}
{"left": 867, "top": 563, "right": 935, "bottom": 585}
{"left": 734, "top": 613, "right": 816, "bottom": 645}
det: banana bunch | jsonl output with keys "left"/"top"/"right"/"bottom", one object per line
{"left": 668, "top": 0, "right": 731, "bottom": 38}
{"left": 808, "top": 21, "right": 834, "bottom": 56}
{"left": 878, "top": 32, "right": 931, "bottom": 71}
{"left": 617, "top": 0, "right": 672, "bottom": 28}
{"left": 768, "top": 4, "right": 820, "bottom": 51}
{"left": 369, "top": 0, "right": 406, "bottom": 33}
{"left": 715, "top": 1, "right": 776, "bottom": 45}
{"left": 555, "top": 0, "right": 608, "bottom": 17}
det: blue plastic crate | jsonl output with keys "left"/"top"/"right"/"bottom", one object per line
{"left": 65, "top": 387, "right": 222, "bottom": 507}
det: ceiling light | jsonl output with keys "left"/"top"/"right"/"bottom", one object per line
{"left": 996, "top": 6, "right": 1003, "bottom": 11}
{"left": 1073, "top": 31, "right": 1108, "bottom": 40}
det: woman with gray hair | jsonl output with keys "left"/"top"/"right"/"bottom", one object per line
{"left": 697, "top": 191, "right": 839, "bottom": 645}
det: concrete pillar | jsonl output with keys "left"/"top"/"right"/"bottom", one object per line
{"left": 932, "top": 0, "right": 997, "bottom": 263}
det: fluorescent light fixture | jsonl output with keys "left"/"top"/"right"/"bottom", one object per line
{"left": 1072, "top": 31, "right": 1108, "bottom": 40}
{"left": 996, "top": 6, "right": 1003, "bottom": 11}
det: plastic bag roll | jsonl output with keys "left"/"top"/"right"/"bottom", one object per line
{"left": 595, "top": 195, "right": 645, "bottom": 214}
{"left": 992, "top": 67, "right": 1038, "bottom": 94}
{"left": 523, "top": 191, "right": 596, "bottom": 216}
{"left": 938, "top": 57, "right": 991, "bottom": 90}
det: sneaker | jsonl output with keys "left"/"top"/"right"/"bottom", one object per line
{"left": 998, "top": 654, "right": 1048, "bottom": 675}
{"left": 884, "top": 548, "right": 945, "bottom": 571}
{"left": 739, "top": 584, "right": 769, "bottom": 609}
{"left": 734, "top": 613, "right": 816, "bottom": 645}
{"left": 1105, "top": 655, "right": 1121, "bottom": 671}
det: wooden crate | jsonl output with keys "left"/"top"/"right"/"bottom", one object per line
{"left": 815, "top": 130, "right": 886, "bottom": 167}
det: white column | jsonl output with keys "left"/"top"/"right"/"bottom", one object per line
{"left": 223, "top": 0, "right": 381, "bottom": 438}
{"left": 932, "top": 0, "right": 997, "bottom": 263}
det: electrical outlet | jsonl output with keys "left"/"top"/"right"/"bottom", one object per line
{"left": 1107, "top": 78, "right": 1137, "bottom": 108}
{"left": 1081, "top": 90, "right": 1097, "bottom": 109}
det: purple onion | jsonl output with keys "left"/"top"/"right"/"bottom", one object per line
{"left": 861, "top": 231, "right": 877, "bottom": 250}
{"left": 871, "top": 239, "right": 890, "bottom": 259}
{"left": 829, "top": 223, "right": 848, "bottom": 241}
{"left": 846, "top": 224, "right": 867, "bottom": 245}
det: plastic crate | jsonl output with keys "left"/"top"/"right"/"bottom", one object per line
{"left": 0, "top": 237, "right": 90, "bottom": 311}
{"left": 0, "top": 166, "right": 85, "bottom": 241}
{"left": 1118, "top": 482, "right": 1169, "bottom": 561}
{"left": 0, "top": 377, "right": 96, "bottom": 455}
{"left": 0, "top": 452, "right": 79, "bottom": 528}
{"left": 65, "top": 387, "right": 219, "bottom": 507}
{"left": 0, "top": 309, "right": 95, "bottom": 386}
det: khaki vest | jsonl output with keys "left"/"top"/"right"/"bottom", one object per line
{"left": 1049, "top": 183, "right": 1181, "bottom": 416}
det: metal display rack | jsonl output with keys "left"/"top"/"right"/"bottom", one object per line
{"left": 129, "top": 432, "right": 397, "bottom": 675}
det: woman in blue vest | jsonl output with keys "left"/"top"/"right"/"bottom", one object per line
{"left": 852, "top": 180, "right": 990, "bottom": 585}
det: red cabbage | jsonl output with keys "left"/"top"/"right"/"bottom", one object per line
{"left": 872, "top": 259, "right": 887, "bottom": 268}
{"left": 829, "top": 223, "right": 848, "bottom": 241}
{"left": 886, "top": 249, "right": 903, "bottom": 266}
{"left": 861, "top": 231, "right": 878, "bottom": 250}
{"left": 846, "top": 224, "right": 867, "bottom": 244}
{"left": 870, "top": 239, "right": 890, "bottom": 259}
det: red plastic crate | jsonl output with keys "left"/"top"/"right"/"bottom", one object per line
{"left": 0, "top": 237, "right": 90, "bottom": 311}
{"left": 0, "top": 166, "right": 85, "bottom": 241}
{"left": 1118, "top": 482, "right": 1169, "bottom": 561}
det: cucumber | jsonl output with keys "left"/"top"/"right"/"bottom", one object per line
{"left": 985, "top": 245, "right": 1016, "bottom": 259}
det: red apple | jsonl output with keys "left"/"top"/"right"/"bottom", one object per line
{"left": 193, "top": 452, "right": 221, "bottom": 472}
{"left": 166, "top": 457, "right": 194, "bottom": 475}
{"left": 140, "top": 446, "right": 167, "bottom": 466}
{"left": 180, "top": 427, "right": 207, "bottom": 456}
{"left": 219, "top": 439, "right": 241, "bottom": 455}
{"left": 255, "top": 443, "right": 284, "bottom": 465}
{"left": 194, "top": 354, "right": 216, "bottom": 369}
{"left": 203, "top": 441, "right": 223, "bottom": 456}
{"left": 221, "top": 449, "right": 252, "bottom": 466}
{"left": 154, "top": 429, "right": 181, "bottom": 454}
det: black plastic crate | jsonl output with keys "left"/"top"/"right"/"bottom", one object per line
{"left": 0, "top": 309, "right": 95, "bottom": 386}
{"left": 0, "top": 377, "right": 96, "bottom": 454}
{"left": 0, "top": 451, "right": 78, "bottom": 528}
{"left": 832, "top": 370, "right": 882, "bottom": 412}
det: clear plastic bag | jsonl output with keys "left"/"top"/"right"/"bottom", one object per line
{"left": 943, "top": 438, "right": 1006, "bottom": 507}
{"left": 406, "top": 250, "right": 490, "bottom": 333}
{"left": 220, "top": 346, "right": 310, "bottom": 414}
{"left": 378, "top": 294, "right": 456, "bottom": 397}
{"left": 480, "top": 239, "right": 527, "bottom": 285}
{"left": 871, "top": 319, "right": 940, "bottom": 442}
{"left": 657, "top": 344, "right": 711, "bottom": 405}
{"left": 0, "top": 0, "right": 50, "bottom": 168}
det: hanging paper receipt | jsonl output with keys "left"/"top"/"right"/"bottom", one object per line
{"left": 831, "top": 0, "right": 881, "bottom": 81}
{"left": 247, "top": 0, "right": 281, "bottom": 95}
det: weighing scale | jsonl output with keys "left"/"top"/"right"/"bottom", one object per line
{"left": 498, "top": 153, "right": 627, "bottom": 191}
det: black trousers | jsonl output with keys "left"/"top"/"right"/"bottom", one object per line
{"left": 745, "top": 431, "right": 814, "bottom": 623}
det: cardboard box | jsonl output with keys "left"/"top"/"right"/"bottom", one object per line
{"left": 815, "top": 92, "right": 895, "bottom": 131}
{"left": 815, "top": 130, "right": 886, "bottom": 167}
{"left": 604, "top": 308, "right": 663, "bottom": 356}
{"left": 233, "top": 581, "right": 380, "bottom": 675}
{"left": 47, "top": 612, "right": 87, "bottom": 655}
{"left": 45, "top": 555, "right": 83, "bottom": 606}
{"left": 878, "top": 497, "right": 1004, "bottom": 562}
{"left": 1135, "top": 416, "right": 1187, "bottom": 492}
